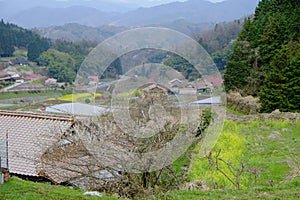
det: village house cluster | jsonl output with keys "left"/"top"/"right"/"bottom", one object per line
{"left": 0, "top": 58, "right": 58, "bottom": 92}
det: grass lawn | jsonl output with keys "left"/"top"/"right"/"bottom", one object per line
{"left": 0, "top": 177, "right": 118, "bottom": 200}
{"left": 160, "top": 184, "right": 300, "bottom": 199}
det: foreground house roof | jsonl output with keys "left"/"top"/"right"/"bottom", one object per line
{"left": 0, "top": 110, "right": 74, "bottom": 177}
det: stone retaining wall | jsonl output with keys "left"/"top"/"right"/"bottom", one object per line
{"left": 227, "top": 92, "right": 261, "bottom": 114}
{"left": 227, "top": 110, "right": 300, "bottom": 122}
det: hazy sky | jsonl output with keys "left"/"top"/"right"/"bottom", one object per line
{"left": 130, "top": 0, "right": 225, "bottom": 3}
{"left": 109, "top": 0, "right": 225, "bottom": 3}
{"left": 90, "top": 0, "right": 225, "bottom": 5}
{"left": 0, "top": 0, "right": 228, "bottom": 16}
{"left": 54, "top": 0, "right": 227, "bottom": 9}
{"left": 142, "top": 0, "right": 224, "bottom": 5}
{"left": 0, "top": 0, "right": 226, "bottom": 6}
{"left": 55, "top": 0, "right": 226, "bottom": 6}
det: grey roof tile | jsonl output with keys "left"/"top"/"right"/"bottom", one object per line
{"left": 0, "top": 110, "right": 73, "bottom": 177}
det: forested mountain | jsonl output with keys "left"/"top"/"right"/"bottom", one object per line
{"left": 112, "top": 0, "right": 258, "bottom": 26}
{"left": 0, "top": 21, "right": 98, "bottom": 83}
{"left": 0, "top": 20, "right": 49, "bottom": 58}
{"left": 196, "top": 18, "right": 246, "bottom": 71}
{"left": 0, "top": 0, "right": 136, "bottom": 17}
{"left": 224, "top": 0, "right": 300, "bottom": 112}
{"left": 7, "top": 6, "right": 119, "bottom": 28}
{"left": 36, "top": 21, "right": 214, "bottom": 41}
{"left": 35, "top": 23, "right": 127, "bottom": 42}
{"left": 197, "top": 18, "right": 246, "bottom": 54}
{"left": 3, "top": 0, "right": 259, "bottom": 28}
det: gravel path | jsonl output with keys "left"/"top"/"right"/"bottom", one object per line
{"left": 0, "top": 103, "right": 13, "bottom": 107}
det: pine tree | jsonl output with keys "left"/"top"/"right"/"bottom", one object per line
{"left": 260, "top": 42, "right": 300, "bottom": 112}
{"left": 224, "top": 19, "right": 253, "bottom": 93}
{"left": 28, "top": 38, "right": 50, "bottom": 62}
{"left": 225, "top": 0, "right": 300, "bottom": 112}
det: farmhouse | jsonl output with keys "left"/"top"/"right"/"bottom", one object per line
{"left": 0, "top": 71, "right": 14, "bottom": 83}
{"left": 204, "top": 76, "right": 224, "bottom": 87}
{"left": 0, "top": 110, "right": 117, "bottom": 186}
{"left": 45, "top": 78, "right": 57, "bottom": 86}
{"left": 167, "top": 79, "right": 217, "bottom": 95}
{"left": 142, "top": 83, "right": 170, "bottom": 94}
{"left": 13, "top": 58, "right": 29, "bottom": 66}
{"left": 88, "top": 76, "right": 99, "bottom": 86}
{"left": 0, "top": 110, "right": 74, "bottom": 182}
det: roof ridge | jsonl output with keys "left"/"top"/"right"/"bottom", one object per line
{"left": 0, "top": 110, "right": 74, "bottom": 122}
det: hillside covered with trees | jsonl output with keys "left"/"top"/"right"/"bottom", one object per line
{"left": 0, "top": 20, "right": 49, "bottom": 59}
{"left": 224, "top": 0, "right": 300, "bottom": 113}
{"left": 0, "top": 20, "right": 100, "bottom": 83}
{"left": 196, "top": 18, "right": 245, "bottom": 71}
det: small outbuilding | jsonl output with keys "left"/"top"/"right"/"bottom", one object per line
{"left": 13, "top": 58, "right": 29, "bottom": 66}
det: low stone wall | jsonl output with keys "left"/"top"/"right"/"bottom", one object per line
{"left": 227, "top": 109, "right": 300, "bottom": 122}
{"left": 227, "top": 92, "right": 261, "bottom": 114}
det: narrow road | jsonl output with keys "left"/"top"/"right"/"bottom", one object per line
{"left": 0, "top": 82, "right": 22, "bottom": 92}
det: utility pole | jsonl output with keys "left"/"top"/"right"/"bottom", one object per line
{"left": 6, "top": 131, "right": 8, "bottom": 171}
{"left": 0, "top": 156, "right": 3, "bottom": 184}
{"left": 0, "top": 131, "right": 9, "bottom": 184}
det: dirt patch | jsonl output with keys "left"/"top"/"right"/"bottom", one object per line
{"left": 182, "top": 180, "right": 210, "bottom": 191}
{"left": 268, "top": 133, "right": 283, "bottom": 141}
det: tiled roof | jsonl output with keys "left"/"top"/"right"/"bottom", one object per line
{"left": 0, "top": 110, "right": 74, "bottom": 177}
{"left": 204, "top": 76, "right": 224, "bottom": 87}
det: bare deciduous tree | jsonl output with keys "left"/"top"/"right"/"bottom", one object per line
{"left": 39, "top": 89, "right": 200, "bottom": 199}
{"left": 206, "top": 149, "right": 246, "bottom": 190}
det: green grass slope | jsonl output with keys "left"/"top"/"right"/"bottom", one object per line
{"left": 172, "top": 119, "right": 300, "bottom": 199}
{"left": 0, "top": 177, "right": 118, "bottom": 200}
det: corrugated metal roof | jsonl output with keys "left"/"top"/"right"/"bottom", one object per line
{"left": 191, "top": 96, "right": 222, "bottom": 105}
{"left": 0, "top": 110, "right": 73, "bottom": 177}
{"left": 45, "top": 103, "right": 109, "bottom": 116}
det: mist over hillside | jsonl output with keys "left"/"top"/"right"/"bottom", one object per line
{"left": 35, "top": 23, "right": 128, "bottom": 41}
{"left": 36, "top": 20, "right": 216, "bottom": 42}
{"left": 111, "top": 0, "right": 259, "bottom": 26}
{"left": 0, "top": 0, "right": 137, "bottom": 16}
{"left": 1, "top": 0, "right": 259, "bottom": 28}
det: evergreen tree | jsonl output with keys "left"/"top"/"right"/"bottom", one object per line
{"left": 224, "top": 19, "right": 254, "bottom": 93}
{"left": 260, "top": 42, "right": 300, "bottom": 112}
{"left": 0, "top": 20, "right": 48, "bottom": 57}
{"left": 224, "top": 0, "right": 300, "bottom": 112}
{"left": 28, "top": 38, "right": 50, "bottom": 62}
